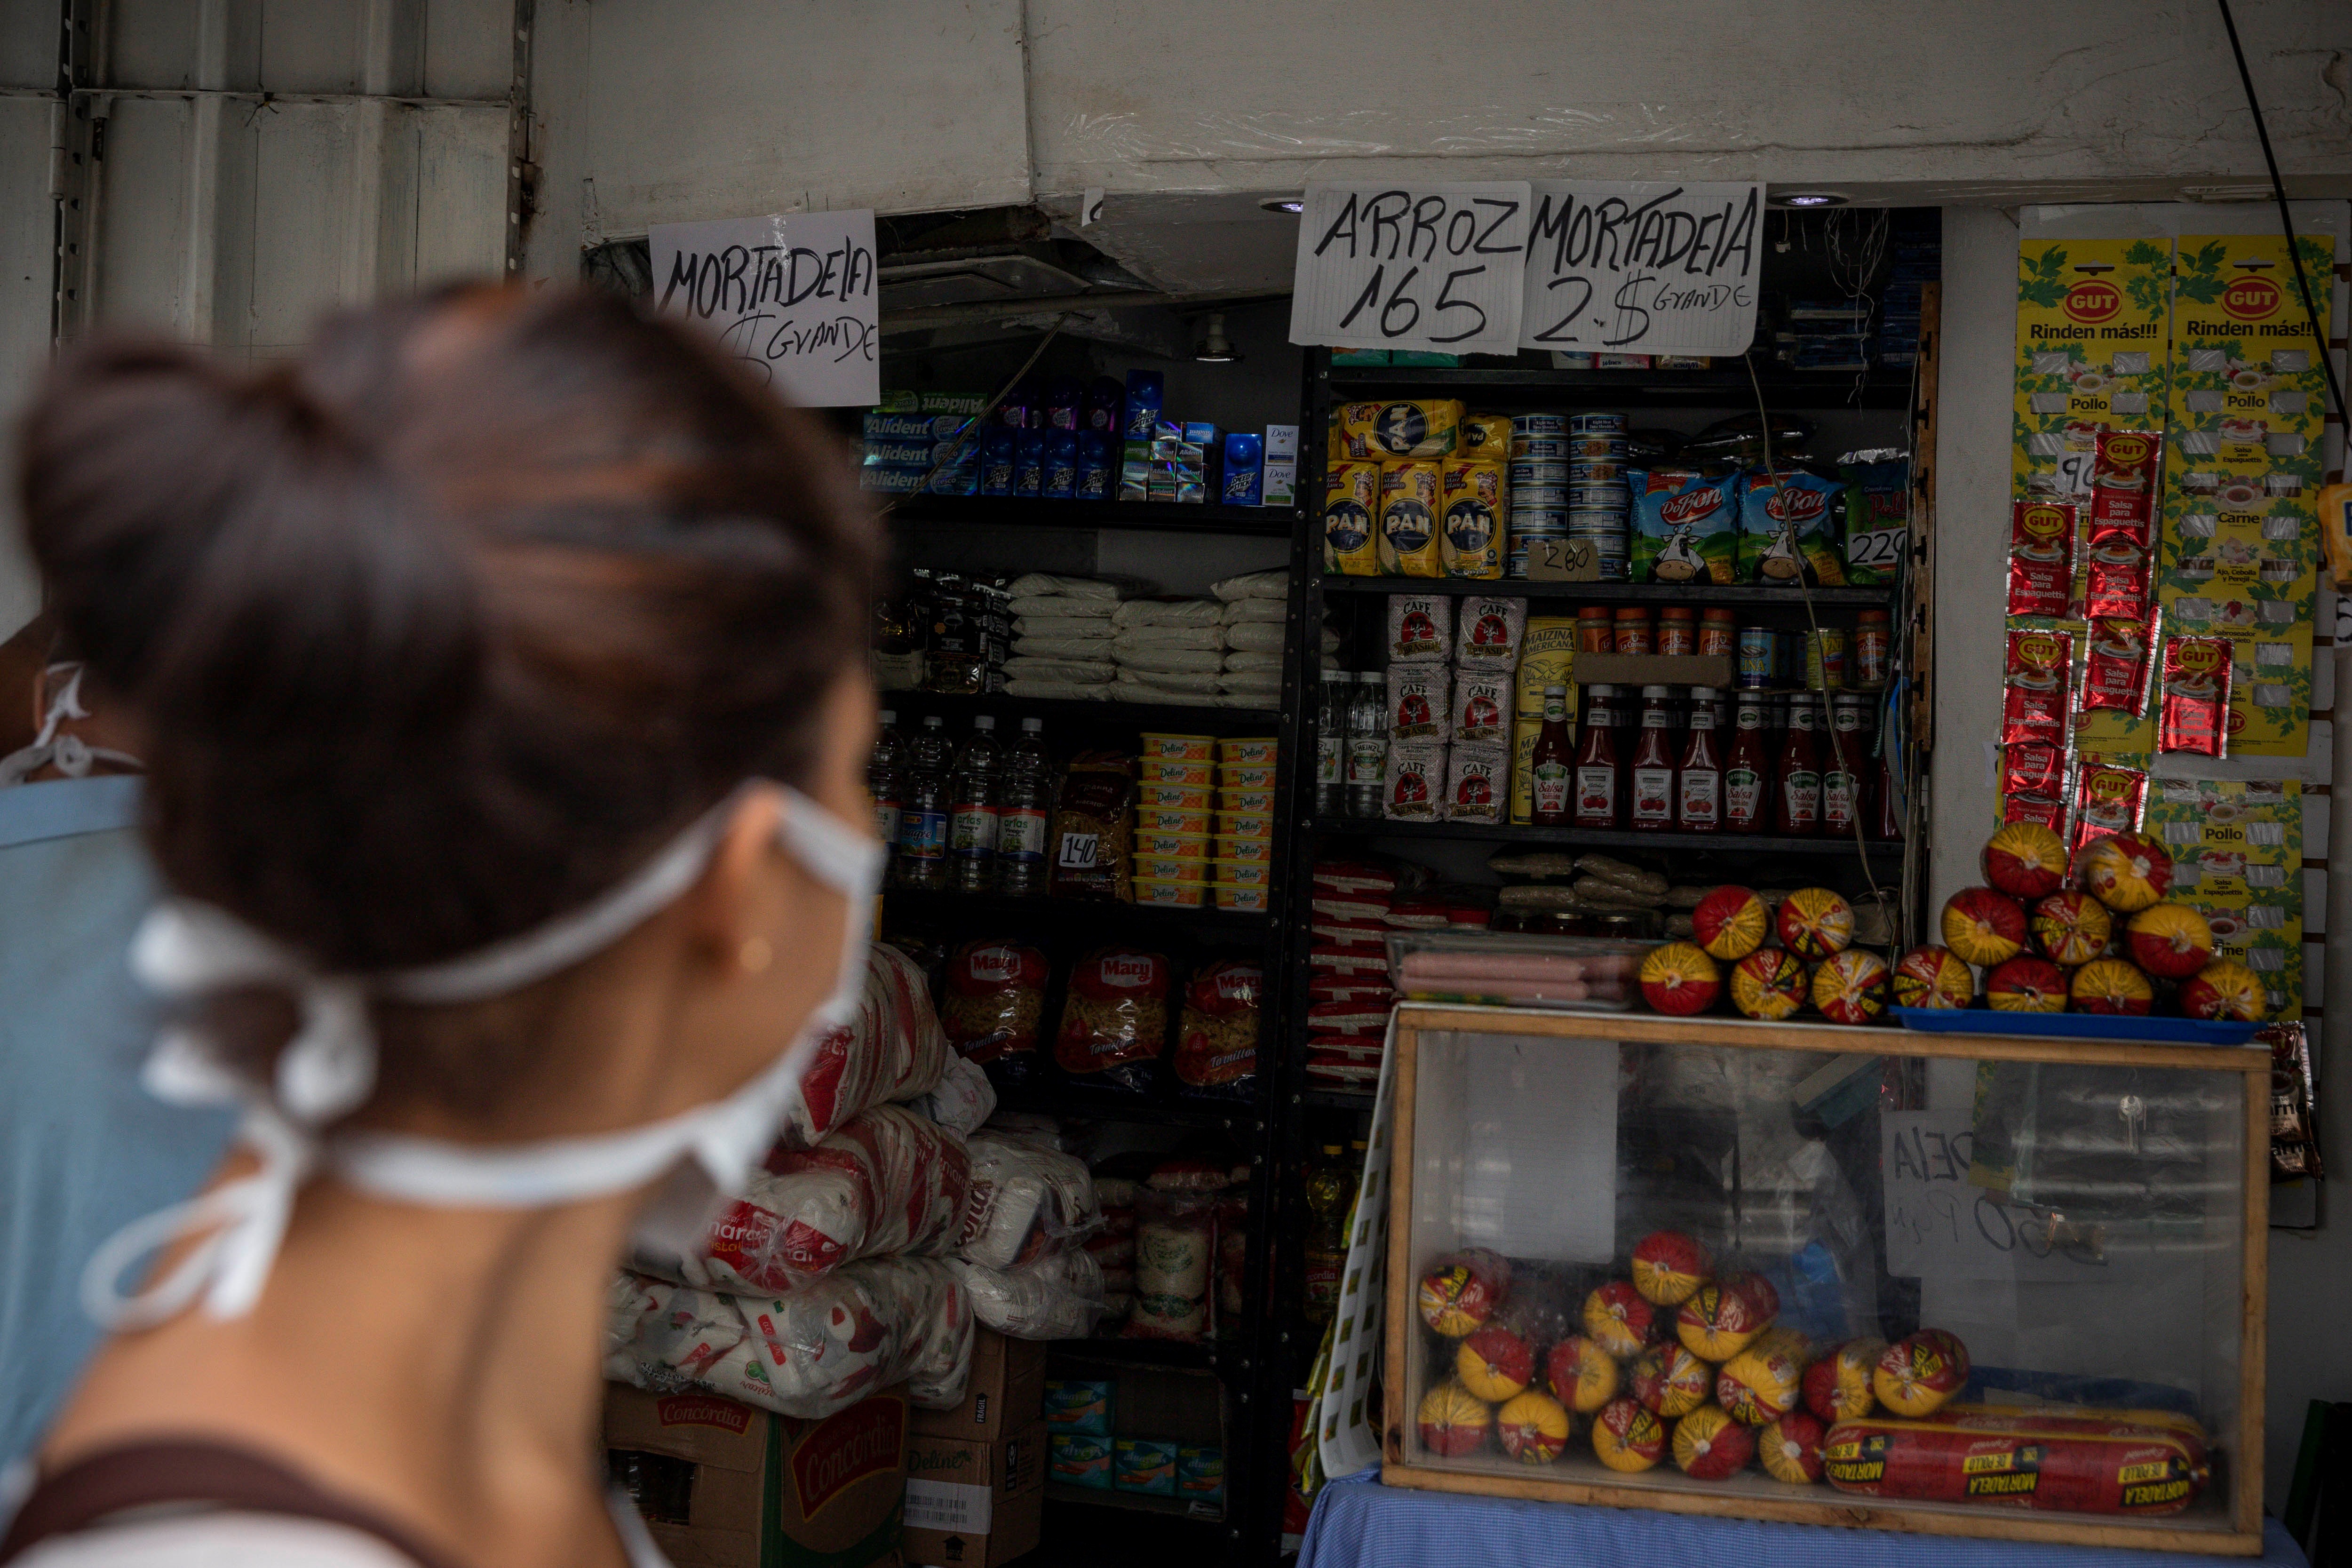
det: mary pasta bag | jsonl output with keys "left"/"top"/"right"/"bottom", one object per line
{"left": 1173, "top": 961, "right": 1263, "bottom": 1090}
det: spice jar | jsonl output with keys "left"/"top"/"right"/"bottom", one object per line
{"left": 1657, "top": 606, "right": 1697, "bottom": 658}
{"left": 1853, "top": 609, "right": 1891, "bottom": 689}
{"left": 1698, "top": 607, "right": 1737, "bottom": 658}
{"left": 1613, "top": 606, "right": 1653, "bottom": 655}
{"left": 1577, "top": 605, "right": 1614, "bottom": 654}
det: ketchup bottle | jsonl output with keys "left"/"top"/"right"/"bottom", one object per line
{"left": 1628, "top": 685, "right": 1677, "bottom": 832}
{"left": 1723, "top": 693, "right": 1770, "bottom": 834}
{"left": 1572, "top": 684, "right": 1623, "bottom": 829}
{"left": 1677, "top": 685, "right": 1724, "bottom": 833}
{"left": 1529, "top": 685, "right": 1574, "bottom": 826}
{"left": 1776, "top": 691, "right": 1823, "bottom": 836}
{"left": 1824, "top": 693, "right": 1870, "bottom": 836}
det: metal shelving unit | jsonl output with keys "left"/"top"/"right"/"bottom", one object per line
{"left": 1309, "top": 818, "right": 1905, "bottom": 860}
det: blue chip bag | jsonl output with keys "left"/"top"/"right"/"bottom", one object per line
{"left": 1629, "top": 468, "right": 1740, "bottom": 585}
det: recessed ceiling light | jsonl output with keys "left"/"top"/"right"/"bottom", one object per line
{"left": 1772, "top": 192, "right": 1848, "bottom": 208}
{"left": 1194, "top": 312, "right": 1242, "bottom": 363}
{"left": 1260, "top": 197, "right": 1305, "bottom": 214}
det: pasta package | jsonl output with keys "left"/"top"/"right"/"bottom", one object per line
{"left": 1324, "top": 462, "right": 1381, "bottom": 574}
{"left": 1439, "top": 457, "right": 1506, "bottom": 579}
{"left": 1173, "top": 960, "right": 1262, "bottom": 1091}
{"left": 1341, "top": 398, "right": 1463, "bottom": 461}
{"left": 1378, "top": 460, "right": 1443, "bottom": 576}
{"left": 939, "top": 939, "right": 1049, "bottom": 1069}
{"left": 1054, "top": 947, "right": 1172, "bottom": 1092}
{"left": 1048, "top": 753, "right": 1135, "bottom": 901}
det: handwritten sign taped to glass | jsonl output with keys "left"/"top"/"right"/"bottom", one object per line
{"left": 650, "top": 210, "right": 880, "bottom": 407}
{"left": 1519, "top": 182, "right": 1763, "bottom": 358}
{"left": 1287, "top": 183, "right": 1531, "bottom": 355}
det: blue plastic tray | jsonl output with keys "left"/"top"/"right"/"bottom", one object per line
{"left": 1891, "top": 1006, "right": 2262, "bottom": 1046}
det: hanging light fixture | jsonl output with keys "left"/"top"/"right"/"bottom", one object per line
{"left": 1194, "top": 312, "right": 1242, "bottom": 364}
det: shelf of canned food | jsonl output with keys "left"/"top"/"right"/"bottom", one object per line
{"left": 1315, "top": 578, "right": 1892, "bottom": 606}
{"left": 1307, "top": 819, "right": 1902, "bottom": 859}
{"left": 1322, "top": 361, "right": 1914, "bottom": 410}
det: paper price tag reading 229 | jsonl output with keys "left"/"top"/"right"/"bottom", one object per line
{"left": 1287, "top": 183, "right": 1531, "bottom": 355}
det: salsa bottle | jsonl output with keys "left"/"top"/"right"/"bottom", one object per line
{"left": 1529, "top": 684, "right": 1575, "bottom": 826}
{"left": 1723, "top": 694, "right": 1770, "bottom": 834}
{"left": 1824, "top": 693, "right": 1871, "bottom": 836}
{"left": 1676, "top": 686, "right": 1724, "bottom": 833}
{"left": 1572, "top": 684, "right": 1623, "bottom": 829}
{"left": 1628, "top": 685, "right": 1677, "bottom": 831}
{"left": 1776, "top": 691, "right": 1823, "bottom": 836}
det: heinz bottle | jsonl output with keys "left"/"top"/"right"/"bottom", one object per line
{"left": 1572, "top": 684, "right": 1623, "bottom": 829}
{"left": 1824, "top": 693, "right": 1870, "bottom": 837}
{"left": 1628, "top": 685, "right": 1677, "bottom": 831}
{"left": 1724, "top": 694, "right": 1770, "bottom": 835}
{"left": 1529, "top": 685, "right": 1575, "bottom": 826}
{"left": 1776, "top": 692, "right": 1823, "bottom": 836}
{"left": 1677, "top": 686, "right": 1723, "bottom": 833}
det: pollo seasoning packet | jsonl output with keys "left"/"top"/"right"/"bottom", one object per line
{"left": 2007, "top": 500, "right": 2077, "bottom": 618}
{"left": 2000, "top": 742, "right": 2068, "bottom": 830}
{"left": 2158, "top": 634, "right": 2233, "bottom": 756}
{"left": 1385, "top": 592, "right": 1453, "bottom": 665}
{"left": 2071, "top": 760, "right": 2149, "bottom": 851}
{"left": 2079, "top": 617, "right": 2157, "bottom": 713}
{"left": 2002, "top": 627, "right": 2074, "bottom": 748}
{"left": 2088, "top": 429, "right": 2162, "bottom": 546}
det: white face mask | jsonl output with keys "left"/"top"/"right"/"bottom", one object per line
{"left": 0, "top": 665, "right": 143, "bottom": 788}
{"left": 81, "top": 782, "right": 885, "bottom": 1330}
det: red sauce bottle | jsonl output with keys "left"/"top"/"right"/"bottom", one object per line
{"left": 1723, "top": 693, "right": 1770, "bottom": 834}
{"left": 1824, "top": 693, "right": 1871, "bottom": 836}
{"left": 1677, "top": 686, "right": 1723, "bottom": 833}
{"left": 1776, "top": 691, "right": 1823, "bottom": 836}
{"left": 1572, "top": 684, "right": 1623, "bottom": 829}
{"left": 1628, "top": 685, "right": 1677, "bottom": 831}
{"left": 1529, "top": 685, "right": 1574, "bottom": 826}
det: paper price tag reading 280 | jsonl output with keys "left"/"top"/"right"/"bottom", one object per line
{"left": 1287, "top": 183, "right": 1531, "bottom": 356}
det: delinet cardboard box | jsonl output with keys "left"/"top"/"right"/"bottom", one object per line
{"left": 901, "top": 1422, "right": 1046, "bottom": 1568}
{"left": 907, "top": 1330, "right": 1046, "bottom": 1441}
{"left": 604, "top": 1384, "right": 908, "bottom": 1568}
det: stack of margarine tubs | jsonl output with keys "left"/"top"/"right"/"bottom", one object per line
{"left": 1131, "top": 734, "right": 1278, "bottom": 911}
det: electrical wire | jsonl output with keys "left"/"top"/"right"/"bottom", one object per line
{"left": 1743, "top": 353, "right": 1894, "bottom": 930}
{"left": 2216, "top": 0, "right": 2350, "bottom": 435}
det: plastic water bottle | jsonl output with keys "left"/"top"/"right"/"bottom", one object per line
{"left": 995, "top": 717, "right": 1055, "bottom": 897}
{"left": 868, "top": 710, "right": 906, "bottom": 879}
{"left": 1314, "top": 671, "right": 1348, "bottom": 818}
{"left": 1346, "top": 672, "right": 1388, "bottom": 820}
{"left": 893, "top": 716, "right": 951, "bottom": 891}
{"left": 948, "top": 716, "right": 1002, "bottom": 894}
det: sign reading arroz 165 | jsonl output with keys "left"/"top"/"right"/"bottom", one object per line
{"left": 651, "top": 210, "right": 880, "bottom": 407}
{"left": 1288, "top": 184, "right": 1531, "bottom": 356}
{"left": 1518, "top": 181, "right": 1763, "bottom": 358}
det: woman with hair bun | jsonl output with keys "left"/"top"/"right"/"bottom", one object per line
{"left": 0, "top": 285, "right": 884, "bottom": 1568}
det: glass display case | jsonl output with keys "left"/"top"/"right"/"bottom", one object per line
{"left": 1382, "top": 1006, "right": 2267, "bottom": 1554}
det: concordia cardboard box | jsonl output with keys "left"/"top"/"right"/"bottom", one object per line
{"left": 908, "top": 1329, "right": 1046, "bottom": 1440}
{"left": 901, "top": 1422, "right": 1046, "bottom": 1568}
{"left": 604, "top": 1383, "right": 908, "bottom": 1568}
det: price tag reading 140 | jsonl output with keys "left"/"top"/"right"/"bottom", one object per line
{"left": 1288, "top": 183, "right": 1531, "bottom": 356}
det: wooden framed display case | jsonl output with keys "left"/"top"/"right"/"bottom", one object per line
{"left": 1381, "top": 1005, "right": 2268, "bottom": 1555}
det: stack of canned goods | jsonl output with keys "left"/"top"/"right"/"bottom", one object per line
{"left": 1504, "top": 412, "right": 1631, "bottom": 580}
{"left": 1565, "top": 413, "right": 1630, "bottom": 580}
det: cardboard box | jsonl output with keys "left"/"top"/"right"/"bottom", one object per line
{"left": 902, "top": 1422, "right": 1046, "bottom": 1568}
{"left": 911, "top": 1330, "right": 1047, "bottom": 1440}
{"left": 604, "top": 1384, "right": 907, "bottom": 1568}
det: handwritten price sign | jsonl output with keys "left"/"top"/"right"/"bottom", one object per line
{"left": 1287, "top": 183, "right": 1530, "bottom": 356}
{"left": 1519, "top": 182, "right": 1763, "bottom": 358}
{"left": 651, "top": 210, "right": 880, "bottom": 407}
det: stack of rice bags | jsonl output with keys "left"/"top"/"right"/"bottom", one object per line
{"left": 1109, "top": 595, "right": 1226, "bottom": 708}
{"left": 1004, "top": 573, "right": 1123, "bottom": 700}
{"left": 1214, "top": 568, "right": 1341, "bottom": 708}
{"left": 604, "top": 945, "right": 1101, "bottom": 1418}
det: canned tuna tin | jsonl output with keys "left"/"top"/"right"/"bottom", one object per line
{"left": 1568, "top": 486, "right": 1629, "bottom": 511}
{"left": 1509, "top": 461, "right": 1570, "bottom": 487}
{"left": 1514, "top": 486, "right": 1569, "bottom": 510}
{"left": 1510, "top": 434, "right": 1571, "bottom": 461}
{"left": 1513, "top": 413, "right": 1567, "bottom": 436}
{"left": 1568, "top": 436, "right": 1628, "bottom": 461}
{"left": 1514, "top": 507, "right": 1568, "bottom": 534}
{"left": 1567, "top": 460, "right": 1629, "bottom": 485}
{"left": 1736, "top": 628, "right": 1775, "bottom": 688}
{"left": 1569, "top": 413, "right": 1629, "bottom": 435}
{"left": 1805, "top": 627, "right": 1848, "bottom": 690}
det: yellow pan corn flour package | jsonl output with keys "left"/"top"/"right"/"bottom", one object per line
{"left": 1340, "top": 399, "right": 1463, "bottom": 462}
{"left": 1378, "top": 460, "right": 1443, "bottom": 577}
{"left": 1439, "top": 458, "right": 1506, "bottom": 579}
{"left": 1324, "top": 461, "right": 1380, "bottom": 574}
{"left": 1456, "top": 411, "right": 1511, "bottom": 462}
